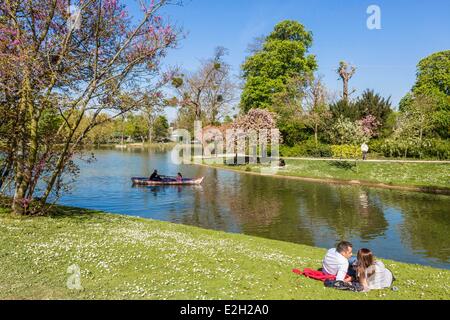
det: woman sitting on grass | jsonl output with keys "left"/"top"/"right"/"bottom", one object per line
{"left": 356, "top": 248, "right": 394, "bottom": 292}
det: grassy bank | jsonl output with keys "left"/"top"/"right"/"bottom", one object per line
{"left": 203, "top": 159, "right": 450, "bottom": 193}
{"left": 1, "top": 205, "right": 449, "bottom": 300}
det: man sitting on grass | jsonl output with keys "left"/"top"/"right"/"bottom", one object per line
{"left": 322, "top": 241, "right": 357, "bottom": 282}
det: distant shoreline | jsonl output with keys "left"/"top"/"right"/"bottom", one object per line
{"left": 195, "top": 161, "right": 450, "bottom": 196}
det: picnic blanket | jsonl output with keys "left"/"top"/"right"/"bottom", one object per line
{"left": 292, "top": 268, "right": 336, "bottom": 282}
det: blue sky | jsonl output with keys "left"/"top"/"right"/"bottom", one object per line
{"left": 130, "top": 0, "right": 450, "bottom": 120}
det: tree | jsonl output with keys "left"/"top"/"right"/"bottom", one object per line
{"left": 403, "top": 95, "right": 437, "bottom": 142}
{"left": 229, "top": 109, "right": 278, "bottom": 163}
{"left": 223, "top": 115, "right": 233, "bottom": 124}
{"left": 270, "top": 76, "right": 308, "bottom": 146}
{"left": 329, "top": 116, "right": 367, "bottom": 146}
{"left": 329, "top": 99, "right": 359, "bottom": 122}
{"left": 124, "top": 114, "right": 149, "bottom": 143}
{"left": 140, "top": 91, "right": 166, "bottom": 143}
{"left": 354, "top": 89, "right": 392, "bottom": 136}
{"left": 172, "top": 47, "right": 236, "bottom": 125}
{"left": 152, "top": 115, "right": 170, "bottom": 142}
{"left": 357, "top": 115, "right": 381, "bottom": 140}
{"left": 383, "top": 95, "right": 437, "bottom": 158}
{"left": 337, "top": 61, "right": 356, "bottom": 102}
{"left": 0, "top": 0, "right": 179, "bottom": 215}
{"left": 85, "top": 113, "right": 116, "bottom": 146}
{"left": 303, "top": 76, "right": 332, "bottom": 145}
{"left": 240, "top": 20, "right": 317, "bottom": 112}
{"left": 399, "top": 50, "right": 450, "bottom": 138}
{"left": 232, "top": 109, "right": 278, "bottom": 132}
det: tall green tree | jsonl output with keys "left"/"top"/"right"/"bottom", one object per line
{"left": 124, "top": 114, "right": 149, "bottom": 143}
{"left": 329, "top": 99, "right": 359, "bottom": 122}
{"left": 330, "top": 90, "right": 392, "bottom": 138}
{"left": 152, "top": 116, "right": 170, "bottom": 142}
{"left": 384, "top": 95, "right": 438, "bottom": 158}
{"left": 240, "top": 20, "right": 317, "bottom": 112}
{"left": 400, "top": 50, "right": 450, "bottom": 138}
{"left": 354, "top": 89, "right": 393, "bottom": 134}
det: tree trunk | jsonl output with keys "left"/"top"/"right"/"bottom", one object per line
{"left": 12, "top": 72, "right": 34, "bottom": 215}
{"left": 315, "top": 124, "right": 318, "bottom": 145}
{"left": 0, "top": 156, "right": 13, "bottom": 190}
{"left": 146, "top": 113, "right": 154, "bottom": 144}
{"left": 343, "top": 80, "right": 349, "bottom": 102}
{"left": 148, "top": 126, "right": 153, "bottom": 144}
{"left": 38, "top": 139, "right": 71, "bottom": 207}
{"left": 38, "top": 106, "right": 89, "bottom": 207}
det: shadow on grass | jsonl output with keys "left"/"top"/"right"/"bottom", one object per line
{"left": 0, "top": 196, "right": 105, "bottom": 222}
{"left": 327, "top": 160, "right": 357, "bottom": 172}
{"left": 46, "top": 205, "right": 103, "bottom": 221}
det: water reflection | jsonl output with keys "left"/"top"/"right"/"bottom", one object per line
{"left": 372, "top": 191, "right": 450, "bottom": 263}
{"left": 58, "top": 148, "right": 450, "bottom": 269}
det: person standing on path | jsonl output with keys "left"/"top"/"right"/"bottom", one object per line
{"left": 361, "top": 142, "right": 369, "bottom": 161}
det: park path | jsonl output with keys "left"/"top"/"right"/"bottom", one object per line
{"left": 282, "top": 157, "right": 450, "bottom": 164}
{"left": 197, "top": 154, "right": 450, "bottom": 164}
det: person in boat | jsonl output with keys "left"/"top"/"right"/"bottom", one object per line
{"left": 176, "top": 172, "right": 183, "bottom": 182}
{"left": 149, "top": 170, "right": 162, "bottom": 181}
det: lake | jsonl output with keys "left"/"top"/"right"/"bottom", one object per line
{"left": 58, "top": 146, "right": 450, "bottom": 269}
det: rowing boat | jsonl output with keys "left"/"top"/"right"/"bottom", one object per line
{"left": 131, "top": 177, "right": 204, "bottom": 186}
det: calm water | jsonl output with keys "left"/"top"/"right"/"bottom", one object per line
{"left": 58, "top": 147, "right": 450, "bottom": 269}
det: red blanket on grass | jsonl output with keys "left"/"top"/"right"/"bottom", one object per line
{"left": 292, "top": 268, "right": 336, "bottom": 282}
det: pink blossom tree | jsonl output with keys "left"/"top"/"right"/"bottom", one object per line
{"left": 358, "top": 114, "right": 381, "bottom": 139}
{"left": 0, "top": 0, "right": 180, "bottom": 215}
{"left": 228, "top": 109, "right": 279, "bottom": 164}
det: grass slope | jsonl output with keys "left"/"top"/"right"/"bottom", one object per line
{"left": 205, "top": 160, "right": 450, "bottom": 191}
{"left": 1, "top": 206, "right": 449, "bottom": 300}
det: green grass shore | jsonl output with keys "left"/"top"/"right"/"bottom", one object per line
{"left": 1, "top": 205, "right": 449, "bottom": 300}
{"left": 202, "top": 159, "right": 450, "bottom": 193}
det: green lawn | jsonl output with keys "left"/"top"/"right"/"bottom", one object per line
{"left": 205, "top": 159, "right": 450, "bottom": 192}
{"left": 1, "top": 205, "right": 449, "bottom": 300}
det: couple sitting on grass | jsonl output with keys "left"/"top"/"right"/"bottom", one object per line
{"left": 322, "top": 241, "right": 394, "bottom": 292}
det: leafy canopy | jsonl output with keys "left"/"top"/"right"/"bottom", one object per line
{"left": 400, "top": 50, "right": 450, "bottom": 138}
{"left": 240, "top": 20, "right": 317, "bottom": 112}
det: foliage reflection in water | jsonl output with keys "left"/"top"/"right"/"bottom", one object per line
{"left": 58, "top": 147, "right": 450, "bottom": 269}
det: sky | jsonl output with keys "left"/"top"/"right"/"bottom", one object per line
{"left": 130, "top": 0, "right": 450, "bottom": 121}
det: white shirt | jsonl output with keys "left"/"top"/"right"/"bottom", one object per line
{"left": 361, "top": 143, "right": 369, "bottom": 152}
{"left": 365, "top": 261, "right": 393, "bottom": 290}
{"left": 322, "top": 248, "right": 349, "bottom": 281}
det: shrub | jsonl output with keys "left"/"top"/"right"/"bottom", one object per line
{"left": 369, "top": 139, "right": 384, "bottom": 154}
{"left": 380, "top": 138, "right": 450, "bottom": 159}
{"left": 430, "top": 139, "right": 450, "bottom": 159}
{"left": 329, "top": 116, "right": 367, "bottom": 145}
{"left": 280, "top": 145, "right": 304, "bottom": 157}
{"left": 280, "top": 140, "right": 332, "bottom": 158}
{"left": 309, "top": 143, "right": 333, "bottom": 158}
{"left": 331, "top": 145, "right": 361, "bottom": 159}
